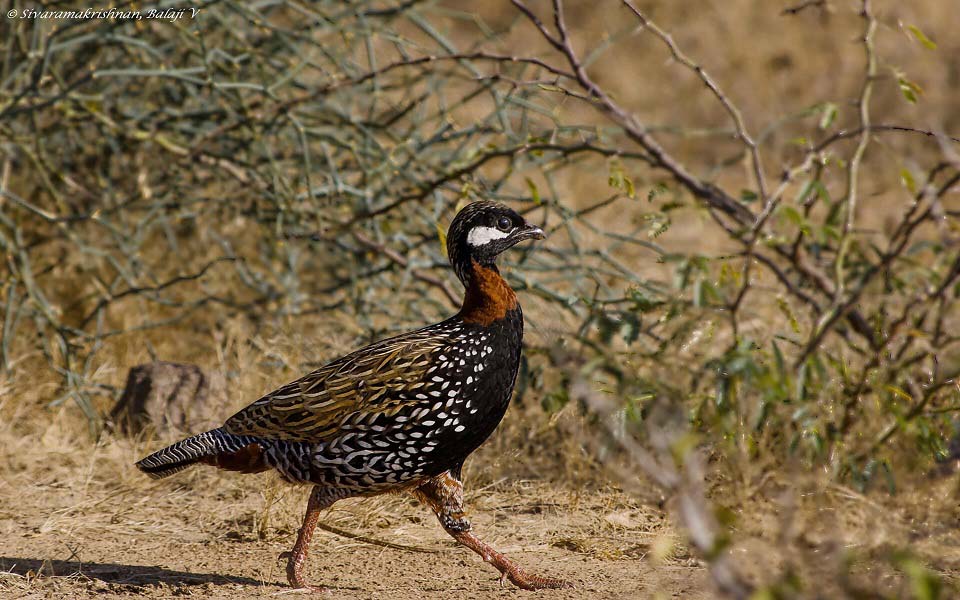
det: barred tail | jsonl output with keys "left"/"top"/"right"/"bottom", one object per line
{"left": 136, "top": 428, "right": 267, "bottom": 479}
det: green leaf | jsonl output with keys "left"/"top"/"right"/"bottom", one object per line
{"left": 693, "top": 277, "right": 705, "bottom": 307}
{"left": 897, "top": 555, "right": 943, "bottom": 600}
{"left": 607, "top": 160, "right": 635, "bottom": 198}
{"left": 781, "top": 205, "right": 804, "bottom": 226}
{"left": 628, "top": 287, "right": 663, "bottom": 312}
{"left": 900, "top": 168, "right": 918, "bottom": 195}
{"left": 772, "top": 341, "right": 787, "bottom": 385}
{"left": 898, "top": 76, "right": 923, "bottom": 104}
{"left": 647, "top": 215, "right": 671, "bottom": 238}
{"left": 714, "top": 504, "right": 737, "bottom": 527}
{"left": 777, "top": 297, "right": 801, "bottom": 334}
{"left": 796, "top": 179, "right": 815, "bottom": 204}
{"left": 779, "top": 205, "right": 812, "bottom": 235}
{"left": 525, "top": 177, "right": 542, "bottom": 205}
{"left": 740, "top": 189, "right": 758, "bottom": 203}
{"left": 907, "top": 25, "right": 938, "bottom": 50}
{"left": 436, "top": 222, "right": 448, "bottom": 258}
{"left": 541, "top": 390, "right": 569, "bottom": 413}
{"left": 885, "top": 384, "right": 913, "bottom": 402}
{"left": 648, "top": 182, "right": 668, "bottom": 202}
{"left": 536, "top": 83, "right": 564, "bottom": 93}
{"left": 819, "top": 102, "right": 838, "bottom": 130}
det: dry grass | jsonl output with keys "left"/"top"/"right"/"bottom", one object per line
{"left": 0, "top": 367, "right": 698, "bottom": 598}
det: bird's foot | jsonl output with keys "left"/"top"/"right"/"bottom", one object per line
{"left": 499, "top": 566, "right": 573, "bottom": 590}
{"left": 283, "top": 572, "right": 329, "bottom": 594}
{"left": 281, "top": 552, "right": 328, "bottom": 593}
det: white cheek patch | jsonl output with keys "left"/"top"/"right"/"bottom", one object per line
{"left": 467, "top": 225, "right": 511, "bottom": 247}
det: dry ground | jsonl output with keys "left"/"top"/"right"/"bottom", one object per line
{"left": 0, "top": 401, "right": 707, "bottom": 600}
{"left": 5, "top": 397, "right": 960, "bottom": 599}
{"left": 1, "top": 486, "right": 706, "bottom": 600}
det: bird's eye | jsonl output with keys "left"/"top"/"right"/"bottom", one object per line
{"left": 496, "top": 216, "right": 512, "bottom": 232}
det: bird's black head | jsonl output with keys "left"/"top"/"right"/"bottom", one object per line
{"left": 447, "top": 201, "right": 544, "bottom": 282}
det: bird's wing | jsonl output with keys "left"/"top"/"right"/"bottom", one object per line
{"left": 222, "top": 326, "right": 452, "bottom": 442}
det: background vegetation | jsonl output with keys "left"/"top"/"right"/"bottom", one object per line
{"left": 2, "top": 1, "right": 959, "bottom": 597}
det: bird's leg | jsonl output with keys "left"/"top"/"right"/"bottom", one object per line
{"left": 282, "top": 486, "right": 339, "bottom": 591}
{"left": 414, "top": 471, "right": 572, "bottom": 590}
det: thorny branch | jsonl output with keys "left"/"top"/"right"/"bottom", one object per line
{"left": 498, "top": 1, "right": 960, "bottom": 587}
{"left": 835, "top": 0, "right": 877, "bottom": 297}
{"left": 572, "top": 375, "right": 754, "bottom": 599}
{"left": 352, "top": 232, "right": 460, "bottom": 308}
{"left": 511, "top": 0, "right": 958, "bottom": 360}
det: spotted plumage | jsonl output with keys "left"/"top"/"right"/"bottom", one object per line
{"left": 136, "top": 201, "right": 569, "bottom": 591}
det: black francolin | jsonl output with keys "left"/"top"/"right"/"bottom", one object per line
{"left": 136, "top": 200, "right": 569, "bottom": 591}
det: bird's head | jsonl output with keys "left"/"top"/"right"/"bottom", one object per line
{"left": 446, "top": 201, "right": 544, "bottom": 282}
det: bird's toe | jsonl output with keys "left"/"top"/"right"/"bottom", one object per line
{"left": 508, "top": 571, "right": 574, "bottom": 591}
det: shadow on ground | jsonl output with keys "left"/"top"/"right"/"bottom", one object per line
{"left": 0, "top": 556, "right": 268, "bottom": 587}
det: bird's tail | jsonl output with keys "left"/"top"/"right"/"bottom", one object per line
{"left": 136, "top": 428, "right": 268, "bottom": 479}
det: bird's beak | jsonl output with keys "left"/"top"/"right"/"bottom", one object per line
{"left": 522, "top": 224, "right": 545, "bottom": 240}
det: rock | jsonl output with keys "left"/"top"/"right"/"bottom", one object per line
{"left": 110, "top": 362, "right": 221, "bottom": 436}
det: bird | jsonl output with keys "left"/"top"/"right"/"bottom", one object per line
{"left": 136, "top": 200, "right": 570, "bottom": 591}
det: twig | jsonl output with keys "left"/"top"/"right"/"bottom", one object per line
{"left": 78, "top": 257, "right": 240, "bottom": 329}
{"left": 571, "top": 374, "right": 754, "bottom": 600}
{"left": 510, "top": 0, "right": 754, "bottom": 226}
{"left": 352, "top": 232, "right": 460, "bottom": 308}
{"left": 794, "top": 169, "right": 960, "bottom": 367}
{"left": 835, "top": 0, "right": 877, "bottom": 298}
{"left": 781, "top": 0, "right": 827, "bottom": 16}
{"left": 620, "top": 0, "right": 768, "bottom": 206}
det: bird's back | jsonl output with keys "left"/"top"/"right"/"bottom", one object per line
{"left": 219, "top": 304, "right": 523, "bottom": 491}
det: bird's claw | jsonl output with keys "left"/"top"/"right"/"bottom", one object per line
{"left": 501, "top": 569, "right": 574, "bottom": 590}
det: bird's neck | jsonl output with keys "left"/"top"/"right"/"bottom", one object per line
{"left": 458, "top": 259, "right": 518, "bottom": 326}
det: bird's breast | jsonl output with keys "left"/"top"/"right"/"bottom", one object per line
{"left": 429, "top": 308, "right": 523, "bottom": 453}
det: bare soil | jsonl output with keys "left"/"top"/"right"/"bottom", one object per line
{"left": 5, "top": 390, "right": 960, "bottom": 600}
{"left": 0, "top": 432, "right": 707, "bottom": 599}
